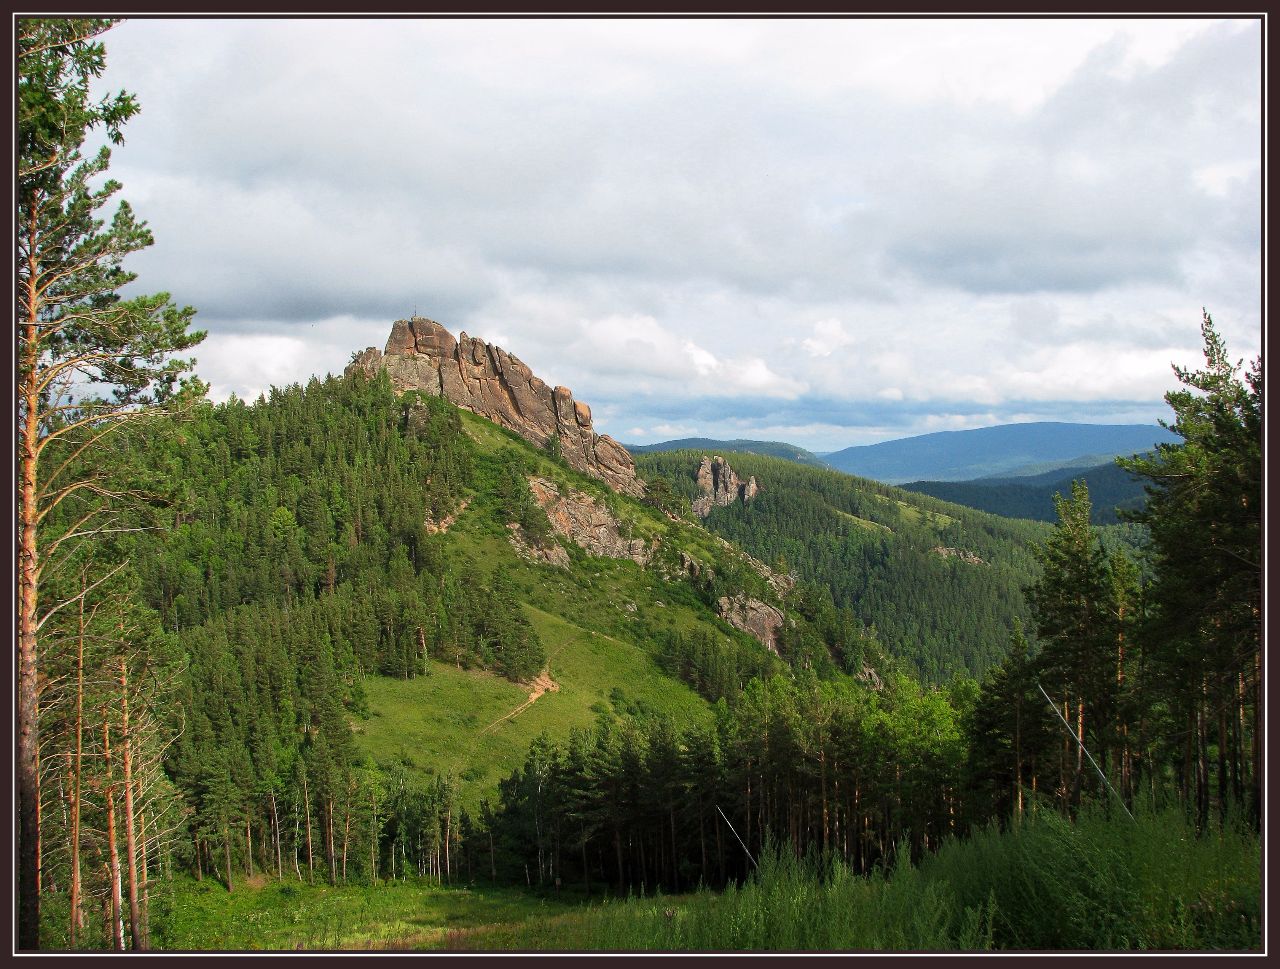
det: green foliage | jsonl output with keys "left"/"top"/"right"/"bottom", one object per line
{"left": 483, "top": 671, "right": 969, "bottom": 895}
{"left": 487, "top": 805, "right": 1257, "bottom": 952}
{"left": 902, "top": 459, "right": 1151, "bottom": 525}
{"left": 1119, "top": 312, "right": 1262, "bottom": 826}
{"left": 637, "top": 450, "right": 1047, "bottom": 682}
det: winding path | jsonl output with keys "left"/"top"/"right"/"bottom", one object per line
{"left": 479, "top": 669, "right": 559, "bottom": 734}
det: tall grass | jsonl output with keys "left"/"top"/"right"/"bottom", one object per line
{"left": 477, "top": 805, "right": 1259, "bottom": 952}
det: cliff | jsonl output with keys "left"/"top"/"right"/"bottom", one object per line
{"left": 348, "top": 317, "right": 644, "bottom": 497}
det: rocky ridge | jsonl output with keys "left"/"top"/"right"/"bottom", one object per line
{"left": 691, "top": 455, "right": 758, "bottom": 518}
{"left": 348, "top": 317, "right": 643, "bottom": 497}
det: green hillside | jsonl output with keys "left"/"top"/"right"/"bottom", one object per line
{"left": 125, "top": 373, "right": 841, "bottom": 836}
{"left": 636, "top": 449, "right": 1052, "bottom": 682}
{"left": 901, "top": 459, "right": 1150, "bottom": 526}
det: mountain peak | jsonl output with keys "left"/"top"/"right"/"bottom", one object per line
{"left": 347, "top": 317, "right": 643, "bottom": 497}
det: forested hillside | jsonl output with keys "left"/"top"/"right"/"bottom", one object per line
{"left": 901, "top": 459, "right": 1150, "bottom": 525}
{"left": 39, "top": 369, "right": 910, "bottom": 932}
{"left": 637, "top": 451, "right": 1053, "bottom": 681}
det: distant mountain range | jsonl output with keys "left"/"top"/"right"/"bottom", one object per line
{"left": 625, "top": 438, "right": 830, "bottom": 468}
{"left": 820, "top": 422, "right": 1181, "bottom": 484}
{"left": 900, "top": 459, "right": 1151, "bottom": 526}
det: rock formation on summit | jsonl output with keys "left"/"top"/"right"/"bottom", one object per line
{"left": 347, "top": 317, "right": 644, "bottom": 498}
{"left": 691, "top": 456, "right": 758, "bottom": 518}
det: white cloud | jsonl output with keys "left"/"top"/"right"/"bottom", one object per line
{"left": 87, "top": 17, "right": 1260, "bottom": 451}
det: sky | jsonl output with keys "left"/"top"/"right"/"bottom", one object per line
{"left": 89, "top": 16, "right": 1262, "bottom": 451}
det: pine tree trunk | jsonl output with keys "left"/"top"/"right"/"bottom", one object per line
{"left": 69, "top": 592, "right": 87, "bottom": 946}
{"left": 325, "top": 798, "right": 336, "bottom": 886}
{"left": 371, "top": 791, "right": 379, "bottom": 883}
{"left": 342, "top": 801, "right": 351, "bottom": 885}
{"left": 302, "top": 775, "right": 314, "bottom": 883}
{"left": 1217, "top": 707, "right": 1229, "bottom": 824}
{"left": 17, "top": 281, "right": 42, "bottom": 952}
{"left": 104, "top": 721, "right": 125, "bottom": 950}
{"left": 293, "top": 803, "right": 302, "bottom": 881}
{"left": 271, "top": 792, "right": 282, "bottom": 879}
{"left": 139, "top": 808, "right": 151, "bottom": 949}
{"left": 119, "top": 660, "right": 144, "bottom": 948}
{"left": 444, "top": 807, "right": 452, "bottom": 884}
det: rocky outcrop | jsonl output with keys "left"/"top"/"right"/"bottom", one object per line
{"left": 526, "top": 476, "right": 652, "bottom": 565}
{"left": 856, "top": 665, "right": 884, "bottom": 692}
{"left": 717, "top": 594, "right": 785, "bottom": 654}
{"left": 691, "top": 456, "right": 758, "bottom": 518}
{"left": 424, "top": 497, "right": 469, "bottom": 535}
{"left": 507, "top": 523, "right": 571, "bottom": 568}
{"left": 347, "top": 317, "right": 643, "bottom": 498}
{"left": 931, "top": 546, "right": 986, "bottom": 566}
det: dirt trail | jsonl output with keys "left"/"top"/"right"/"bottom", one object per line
{"left": 479, "top": 669, "right": 559, "bottom": 735}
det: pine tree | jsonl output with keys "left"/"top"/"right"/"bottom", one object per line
{"left": 1120, "top": 312, "right": 1262, "bottom": 826}
{"left": 17, "top": 19, "right": 204, "bottom": 948}
{"left": 1025, "top": 481, "right": 1112, "bottom": 810}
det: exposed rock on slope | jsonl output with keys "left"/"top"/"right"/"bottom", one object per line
{"left": 507, "top": 523, "right": 571, "bottom": 568}
{"left": 524, "top": 476, "right": 652, "bottom": 565}
{"left": 691, "top": 455, "right": 758, "bottom": 518}
{"left": 716, "top": 594, "right": 785, "bottom": 655}
{"left": 348, "top": 317, "right": 643, "bottom": 498}
{"left": 930, "top": 546, "right": 987, "bottom": 566}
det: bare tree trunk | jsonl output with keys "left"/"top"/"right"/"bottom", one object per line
{"left": 270, "top": 791, "right": 282, "bottom": 880}
{"left": 325, "top": 798, "right": 336, "bottom": 886}
{"left": 104, "top": 719, "right": 125, "bottom": 950}
{"left": 341, "top": 795, "right": 351, "bottom": 884}
{"left": 17, "top": 280, "right": 42, "bottom": 952}
{"left": 223, "top": 825, "right": 234, "bottom": 893}
{"left": 371, "top": 790, "right": 379, "bottom": 883}
{"left": 118, "top": 660, "right": 144, "bottom": 949}
{"left": 69, "top": 584, "right": 87, "bottom": 946}
{"left": 292, "top": 801, "right": 302, "bottom": 881}
{"left": 302, "top": 774, "right": 314, "bottom": 883}
{"left": 139, "top": 808, "right": 151, "bottom": 949}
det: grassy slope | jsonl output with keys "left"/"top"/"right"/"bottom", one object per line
{"left": 354, "top": 410, "right": 755, "bottom": 809}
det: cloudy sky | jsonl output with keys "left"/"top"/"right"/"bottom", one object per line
{"left": 91, "top": 16, "right": 1262, "bottom": 450}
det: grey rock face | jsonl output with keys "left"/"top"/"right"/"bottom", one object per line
{"left": 691, "top": 455, "right": 758, "bottom": 518}
{"left": 526, "top": 476, "right": 652, "bottom": 565}
{"left": 346, "top": 316, "right": 644, "bottom": 498}
{"left": 716, "top": 594, "right": 785, "bottom": 654}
